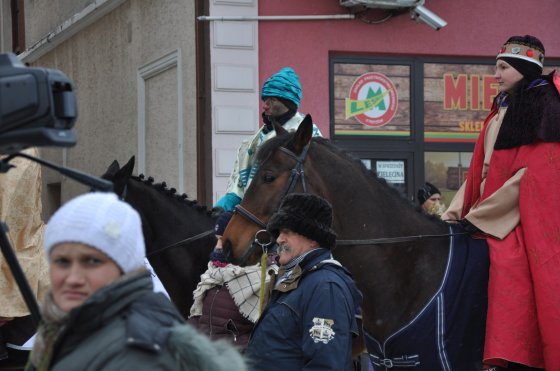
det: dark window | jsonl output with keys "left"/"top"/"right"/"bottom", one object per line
{"left": 11, "top": 0, "right": 25, "bottom": 54}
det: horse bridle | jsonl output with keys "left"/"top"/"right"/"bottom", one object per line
{"left": 230, "top": 142, "right": 311, "bottom": 265}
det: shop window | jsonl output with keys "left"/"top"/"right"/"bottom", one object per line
{"left": 423, "top": 63, "right": 496, "bottom": 143}
{"left": 424, "top": 151, "right": 472, "bottom": 204}
{"left": 332, "top": 62, "right": 411, "bottom": 138}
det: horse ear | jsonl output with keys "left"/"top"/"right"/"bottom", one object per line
{"left": 289, "top": 114, "right": 313, "bottom": 153}
{"left": 121, "top": 156, "right": 135, "bottom": 178}
{"left": 104, "top": 160, "right": 121, "bottom": 179}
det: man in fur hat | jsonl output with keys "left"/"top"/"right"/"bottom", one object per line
{"left": 245, "top": 193, "right": 362, "bottom": 371}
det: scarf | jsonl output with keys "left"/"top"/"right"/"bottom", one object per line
{"left": 26, "top": 292, "right": 68, "bottom": 371}
{"left": 190, "top": 262, "right": 278, "bottom": 323}
{"left": 26, "top": 270, "right": 145, "bottom": 370}
{"left": 261, "top": 109, "right": 296, "bottom": 134}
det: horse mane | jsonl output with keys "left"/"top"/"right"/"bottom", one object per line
{"left": 256, "top": 133, "right": 421, "bottom": 212}
{"left": 131, "top": 174, "right": 212, "bottom": 216}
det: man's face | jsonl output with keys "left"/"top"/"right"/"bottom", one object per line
{"left": 276, "top": 229, "right": 318, "bottom": 265}
{"left": 422, "top": 193, "right": 442, "bottom": 214}
{"left": 263, "top": 97, "right": 289, "bottom": 119}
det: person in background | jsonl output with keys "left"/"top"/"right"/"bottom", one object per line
{"left": 26, "top": 192, "right": 247, "bottom": 371}
{"left": 417, "top": 182, "right": 445, "bottom": 216}
{"left": 246, "top": 193, "right": 362, "bottom": 371}
{"left": 214, "top": 67, "right": 322, "bottom": 213}
{"left": 0, "top": 148, "right": 49, "bottom": 366}
{"left": 187, "top": 210, "right": 277, "bottom": 350}
{"left": 442, "top": 35, "right": 560, "bottom": 370}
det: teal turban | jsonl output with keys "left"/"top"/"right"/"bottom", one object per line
{"left": 261, "top": 67, "right": 302, "bottom": 108}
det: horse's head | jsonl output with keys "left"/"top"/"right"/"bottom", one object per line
{"left": 222, "top": 114, "right": 316, "bottom": 266}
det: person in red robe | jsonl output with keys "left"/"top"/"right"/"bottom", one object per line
{"left": 443, "top": 35, "right": 560, "bottom": 371}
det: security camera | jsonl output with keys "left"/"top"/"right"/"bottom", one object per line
{"left": 410, "top": 4, "right": 447, "bottom": 30}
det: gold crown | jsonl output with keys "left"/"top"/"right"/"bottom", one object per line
{"left": 497, "top": 41, "right": 544, "bottom": 68}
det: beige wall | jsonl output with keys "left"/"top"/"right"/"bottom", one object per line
{"left": 24, "top": 0, "right": 93, "bottom": 46}
{"left": 20, "top": 0, "right": 198, "bottom": 218}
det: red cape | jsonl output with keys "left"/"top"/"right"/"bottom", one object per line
{"left": 463, "top": 114, "right": 560, "bottom": 368}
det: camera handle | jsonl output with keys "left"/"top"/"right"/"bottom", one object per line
{"left": 0, "top": 152, "right": 114, "bottom": 326}
{"left": 2, "top": 151, "right": 113, "bottom": 191}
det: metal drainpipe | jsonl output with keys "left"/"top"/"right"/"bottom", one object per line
{"left": 197, "top": 14, "right": 355, "bottom": 22}
{"left": 195, "top": 0, "right": 212, "bottom": 206}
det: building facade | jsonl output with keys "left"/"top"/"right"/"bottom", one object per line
{"left": 1, "top": 0, "right": 559, "bottom": 214}
{"left": 206, "top": 0, "right": 560, "bottom": 205}
{"left": 1, "top": 0, "right": 209, "bottom": 218}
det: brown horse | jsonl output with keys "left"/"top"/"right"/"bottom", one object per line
{"left": 221, "top": 115, "right": 489, "bottom": 370}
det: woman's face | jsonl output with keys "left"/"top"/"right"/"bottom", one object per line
{"left": 494, "top": 59, "right": 524, "bottom": 93}
{"left": 50, "top": 243, "right": 122, "bottom": 312}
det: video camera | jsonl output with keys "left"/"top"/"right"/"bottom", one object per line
{"left": 0, "top": 52, "right": 77, "bottom": 154}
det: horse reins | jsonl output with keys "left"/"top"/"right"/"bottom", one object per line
{"left": 233, "top": 141, "right": 468, "bottom": 252}
{"left": 145, "top": 229, "right": 215, "bottom": 257}
{"left": 336, "top": 231, "right": 468, "bottom": 246}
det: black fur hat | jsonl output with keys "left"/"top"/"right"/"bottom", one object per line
{"left": 267, "top": 193, "right": 336, "bottom": 249}
{"left": 417, "top": 182, "right": 441, "bottom": 205}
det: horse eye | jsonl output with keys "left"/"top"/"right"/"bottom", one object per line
{"left": 263, "top": 174, "right": 276, "bottom": 183}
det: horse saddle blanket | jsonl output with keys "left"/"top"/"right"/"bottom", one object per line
{"left": 364, "top": 224, "right": 489, "bottom": 370}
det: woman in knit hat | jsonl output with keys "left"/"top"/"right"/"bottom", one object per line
{"left": 442, "top": 35, "right": 560, "bottom": 370}
{"left": 26, "top": 192, "right": 247, "bottom": 371}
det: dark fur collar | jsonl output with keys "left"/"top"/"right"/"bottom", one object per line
{"left": 495, "top": 73, "right": 560, "bottom": 149}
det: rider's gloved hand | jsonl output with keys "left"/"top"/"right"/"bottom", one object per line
{"left": 459, "top": 218, "right": 480, "bottom": 234}
{"left": 211, "top": 206, "right": 225, "bottom": 219}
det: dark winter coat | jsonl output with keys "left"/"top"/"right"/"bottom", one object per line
{"left": 245, "top": 248, "right": 363, "bottom": 371}
{"left": 26, "top": 271, "right": 248, "bottom": 371}
{"left": 187, "top": 285, "right": 254, "bottom": 348}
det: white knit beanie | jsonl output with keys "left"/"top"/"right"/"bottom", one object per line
{"left": 44, "top": 192, "right": 145, "bottom": 273}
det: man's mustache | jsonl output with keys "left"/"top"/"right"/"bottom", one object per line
{"left": 278, "top": 244, "right": 291, "bottom": 253}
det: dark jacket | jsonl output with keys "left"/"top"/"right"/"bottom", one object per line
{"left": 27, "top": 271, "right": 248, "bottom": 371}
{"left": 246, "top": 248, "right": 362, "bottom": 371}
{"left": 187, "top": 285, "right": 254, "bottom": 348}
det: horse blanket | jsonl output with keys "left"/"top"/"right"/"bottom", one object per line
{"left": 364, "top": 224, "right": 489, "bottom": 370}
